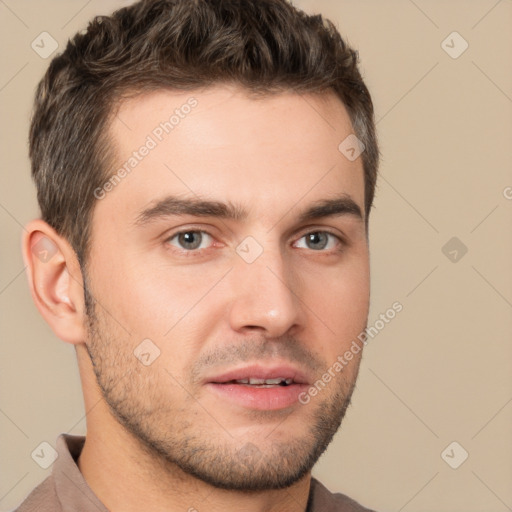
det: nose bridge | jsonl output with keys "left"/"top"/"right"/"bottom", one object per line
{"left": 228, "top": 234, "right": 302, "bottom": 335}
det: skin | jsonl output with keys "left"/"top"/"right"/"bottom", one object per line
{"left": 23, "top": 85, "right": 370, "bottom": 512}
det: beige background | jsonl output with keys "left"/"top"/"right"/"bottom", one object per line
{"left": 1, "top": 1, "right": 511, "bottom": 511}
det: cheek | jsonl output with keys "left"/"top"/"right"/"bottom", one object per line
{"left": 92, "top": 260, "right": 227, "bottom": 367}
{"left": 315, "top": 282, "right": 368, "bottom": 331}
{"left": 301, "top": 253, "right": 370, "bottom": 342}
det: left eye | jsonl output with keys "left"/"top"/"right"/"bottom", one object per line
{"left": 294, "top": 232, "right": 340, "bottom": 251}
{"left": 167, "top": 230, "right": 214, "bottom": 251}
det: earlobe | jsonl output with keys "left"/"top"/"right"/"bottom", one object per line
{"left": 22, "top": 219, "right": 87, "bottom": 345}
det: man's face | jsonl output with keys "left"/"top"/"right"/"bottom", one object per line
{"left": 83, "top": 85, "right": 370, "bottom": 490}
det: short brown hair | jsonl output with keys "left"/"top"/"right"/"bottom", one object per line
{"left": 29, "top": 0, "right": 379, "bottom": 268}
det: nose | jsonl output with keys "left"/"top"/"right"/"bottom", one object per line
{"left": 227, "top": 245, "right": 303, "bottom": 338}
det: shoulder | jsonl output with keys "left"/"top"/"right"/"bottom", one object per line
{"left": 308, "top": 477, "right": 378, "bottom": 512}
{"left": 13, "top": 475, "right": 60, "bottom": 512}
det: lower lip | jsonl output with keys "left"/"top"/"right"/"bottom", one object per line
{"left": 205, "top": 383, "right": 308, "bottom": 411}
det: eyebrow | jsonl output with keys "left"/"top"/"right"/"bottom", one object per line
{"left": 134, "top": 194, "right": 363, "bottom": 227}
{"left": 297, "top": 196, "right": 363, "bottom": 223}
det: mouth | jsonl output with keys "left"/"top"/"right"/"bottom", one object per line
{"left": 224, "top": 377, "right": 295, "bottom": 387}
{"left": 204, "top": 364, "right": 311, "bottom": 411}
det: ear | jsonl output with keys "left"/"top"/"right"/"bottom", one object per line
{"left": 22, "top": 219, "right": 87, "bottom": 345}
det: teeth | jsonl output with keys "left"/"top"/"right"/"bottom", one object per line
{"left": 234, "top": 378, "right": 293, "bottom": 385}
{"left": 262, "top": 378, "right": 285, "bottom": 385}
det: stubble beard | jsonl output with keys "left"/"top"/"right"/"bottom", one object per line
{"left": 83, "top": 280, "right": 360, "bottom": 491}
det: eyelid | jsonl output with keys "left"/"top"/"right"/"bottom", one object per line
{"left": 294, "top": 225, "right": 347, "bottom": 245}
{"left": 168, "top": 229, "right": 212, "bottom": 242}
{"left": 163, "top": 224, "right": 218, "bottom": 241}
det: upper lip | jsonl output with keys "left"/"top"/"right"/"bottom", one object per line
{"left": 206, "top": 364, "right": 311, "bottom": 385}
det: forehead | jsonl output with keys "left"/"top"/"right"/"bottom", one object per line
{"left": 100, "top": 85, "right": 364, "bottom": 224}
{"left": 111, "top": 85, "right": 354, "bottom": 153}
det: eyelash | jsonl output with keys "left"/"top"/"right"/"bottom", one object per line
{"left": 164, "top": 228, "right": 345, "bottom": 256}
